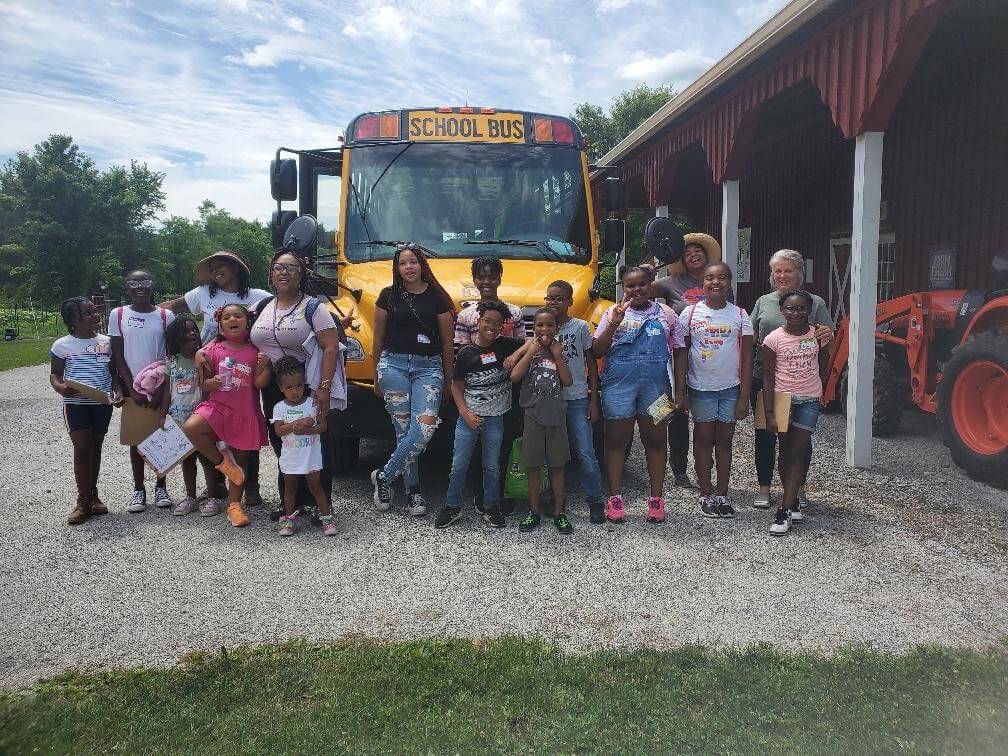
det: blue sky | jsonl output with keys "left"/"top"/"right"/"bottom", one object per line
{"left": 1, "top": 0, "right": 786, "bottom": 222}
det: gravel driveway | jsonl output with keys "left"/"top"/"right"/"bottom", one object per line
{"left": 2, "top": 363, "right": 1007, "bottom": 687}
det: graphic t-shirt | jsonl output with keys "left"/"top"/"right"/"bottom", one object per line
{"left": 108, "top": 306, "right": 175, "bottom": 380}
{"left": 751, "top": 291, "right": 832, "bottom": 375}
{"left": 184, "top": 285, "right": 271, "bottom": 344}
{"left": 166, "top": 354, "right": 201, "bottom": 424}
{"left": 270, "top": 397, "right": 324, "bottom": 474}
{"left": 376, "top": 285, "right": 451, "bottom": 356}
{"left": 454, "top": 300, "right": 525, "bottom": 345}
{"left": 519, "top": 350, "right": 566, "bottom": 426}
{"left": 51, "top": 334, "right": 113, "bottom": 405}
{"left": 677, "top": 302, "right": 753, "bottom": 391}
{"left": 555, "top": 318, "right": 594, "bottom": 401}
{"left": 453, "top": 336, "right": 523, "bottom": 417}
{"left": 762, "top": 325, "right": 823, "bottom": 398}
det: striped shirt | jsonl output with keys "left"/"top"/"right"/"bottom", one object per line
{"left": 51, "top": 334, "right": 114, "bottom": 405}
{"left": 453, "top": 300, "right": 525, "bottom": 346}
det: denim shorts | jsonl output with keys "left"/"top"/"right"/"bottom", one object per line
{"left": 789, "top": 396, "right": 821, "bottom": 431}
{"left": 688, "top": 384, "right": 740, "bottom": 423}
{"left": 601, "top": 360, "right": 672, "bottom": 421}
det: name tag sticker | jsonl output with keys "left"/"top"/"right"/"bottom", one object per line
{"left": 175, "top": 378, "right": 193, "bottom": 394}
{"left": 799, "top": 339, "right": 817, "bottom": 352}
{"left": 96, "top": 353, "right": 111, "bottom": 364}
{"left": 541, "top": 359, "right": 556, "bottom": 370}
{"left": 480, "top": 352, "right": 496, "bottom": 365}
{"left": 646, "top": 326, "right": 663, "bottom": 336}
{"left": 417, "top": 333, "right": 431, "bottom": 344}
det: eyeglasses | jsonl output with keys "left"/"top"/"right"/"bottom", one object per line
{"left": 544, "top": 294, "right": 567, "bottom": 303}
{"left": 126, "top": 279, "right": 152, "bottom": 289}
{"left": 271, "top": 263, "right": 300, "bottom": 274}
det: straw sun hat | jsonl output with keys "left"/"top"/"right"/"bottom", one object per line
{"left": 665, "top": 232, "right": 722, "bottom": 276}
{"left": 193, "top": 250, "right": 251, "bottom": 285}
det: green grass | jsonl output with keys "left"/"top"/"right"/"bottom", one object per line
{"left": 0, "top": 337, "right": 55, "bottom": 371}
{"left": 2, "top": 638, "right": 1007, "bottom": 754}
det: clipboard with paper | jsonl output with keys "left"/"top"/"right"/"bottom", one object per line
{"left": 754, "top": 390, "right": 791, "bottom": 432}
{"left": 64, "top": 379, "right": 113, "bottom": 405}
{"left": 137, "top": 415, "right": 196, "bottom": 476}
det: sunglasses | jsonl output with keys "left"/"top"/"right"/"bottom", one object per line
{"left": 126, "top": 279, "right": 153, "bottom": 289}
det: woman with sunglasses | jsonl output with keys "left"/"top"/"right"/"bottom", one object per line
{"left": 249, "top": 250, "right": 347, "bottom": 523}
{"left": 371, "top": 244, "right": 456, "bottom": 516}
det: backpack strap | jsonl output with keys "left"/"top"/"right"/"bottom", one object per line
{"left": 160, "top": 306, "right": 167, "bottom": 332}
{"left": 115, "top": 307, "right": 122, "bottom": 334}
{"left": 304, "top": 297, "right": 320, "bottom": 333}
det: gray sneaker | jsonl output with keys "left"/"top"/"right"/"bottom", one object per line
{"left": 199, "top": 497, "right": 222, "bottom": 517}
{"left": 700, "top": 495, "right": 720, "bottom": 519}
{"left": 716, "top": 495, "right": 736, "bottom": 519}
{"left": 126, "top": 489, "right": 147, "bottom": 513}
{"left": 173, "top": 496, "right": 198, "bottom": 516}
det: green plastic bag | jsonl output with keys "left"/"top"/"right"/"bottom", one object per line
{"left": 503, "top": 438, "right": 547, "bottom": 501}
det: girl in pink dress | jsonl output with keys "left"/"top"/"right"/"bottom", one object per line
{"left": 184, "top": 304, "right": 270, "bottom": 527}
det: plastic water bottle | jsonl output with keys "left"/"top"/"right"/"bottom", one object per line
{"left": 219, "top": 356, "right": 235, "bottom": 391}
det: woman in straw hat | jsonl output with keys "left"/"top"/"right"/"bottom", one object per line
{"left": 647, "top": 233, "right": 733, "bottom": 489}
{"left": 164, "top": 251, "right": 272, "bottom": 344}
{"left": 164, "top": 251, "right": 272, "bottom": 505}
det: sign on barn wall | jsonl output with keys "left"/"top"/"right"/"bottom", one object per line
{"left": 737, "top": 228, "right": 751, "bottom": 283}
{"left": 928, "top": 245, "right": 957, "bottom": 289}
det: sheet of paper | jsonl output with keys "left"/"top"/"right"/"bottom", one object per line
{"left": 646, "top": 393, "right": 677, "bottom": 424}
{"left": 137, "top": 415, "right": 195, "bottom": 476}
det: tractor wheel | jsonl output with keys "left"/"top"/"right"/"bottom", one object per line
{"left": 937, "top": 332, "right": 1008, "bottom": 488}
{"left": 839, "top": 354, "right": 904, "bottom": 436}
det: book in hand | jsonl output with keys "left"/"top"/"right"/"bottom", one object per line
{"left": 754, "top": 390, "right": 791, "bottom": 432}
{"left": 646, "top": 393, "right": 677, "bottom": 423}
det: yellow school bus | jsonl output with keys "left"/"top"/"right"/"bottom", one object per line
{"left": 269, "top": 106, "right": 620, "bottom": 469}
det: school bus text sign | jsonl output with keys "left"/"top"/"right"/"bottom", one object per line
{"left": 407, "top": 111, "right": 525, "bottom": 143}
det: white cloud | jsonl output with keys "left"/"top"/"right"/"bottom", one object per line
{"left": 286, "top": 15, "right": 306, "bottom": 32}
{"left": 617, "top": 49, "right": 715, "bottom": 83}
{"left": 597, "top": 0, "right": 633, "bottom": 12}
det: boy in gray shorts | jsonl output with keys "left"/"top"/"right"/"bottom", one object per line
{"left": 510, "top": 308, "right": 574, "bottom": 533}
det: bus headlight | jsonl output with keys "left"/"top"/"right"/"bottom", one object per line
{"left": 345, "top": 337, "right": 365, "bottom": 361}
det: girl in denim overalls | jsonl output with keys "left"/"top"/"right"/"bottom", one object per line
{"left": 593, "top": 267, "right": 685, "bottom": 524}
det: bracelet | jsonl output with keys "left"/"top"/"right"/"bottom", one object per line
{"left": 318, "top": 379, "right": 332, "bottom": 390}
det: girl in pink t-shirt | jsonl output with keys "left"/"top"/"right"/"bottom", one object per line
{"left": 761, "top": 289, "right": 829, "bottom": 537}
{"left": 184, "top": 304, "right": 271, "bottom": 528}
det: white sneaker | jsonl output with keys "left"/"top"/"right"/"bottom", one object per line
{"left": 769, "top": 507, "right": 791, "bottom": 536}
{"left": 408, "top": 491, "right": 427, "bottom": 517}
{"left": 790, "top": 508, "right": 804, "bottom": 522}
{"left": 753, "top": 490, "right": 772, "bottom": 509}
{"left": 199, "top": 497, "right": 222, "bottom": 517}
{"left": 797, "top": 490, "right": 810, "bottom": 510}
{"left": 126, "top": 489, "right": 147, "bottom": 513}
{"left": 153, "top": 486, "right": 173, "bottom": 508}
{"left": 173, "top": 496, "right": 198, "bottom": 516}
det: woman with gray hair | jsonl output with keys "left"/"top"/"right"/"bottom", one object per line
{"left": 750, "top": 249, "right": 833, "bottom": 509}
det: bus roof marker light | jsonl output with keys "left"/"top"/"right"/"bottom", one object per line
{"left": 355, "top": 114, "right": 379, "bottom": 140}
{"left": 480, "top": 107, "right": 496, "bottom": 114}
{"left": 435, "top": 106, "right": 452, "bottom": 113}
{"left": 534, "top": 117, "right": 553, "bottom": 143}
{"left": 459, "top": 106, "right": 474, "bottom": 114}
{"left": 379, "top": 112, "right": 399, "bottom": 139}
{"left": 552, "top": 119, "right": 574, "bottom": 145}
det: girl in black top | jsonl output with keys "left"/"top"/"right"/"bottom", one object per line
{"left": 370, "top": 245, "right": 456, "bottom": 516}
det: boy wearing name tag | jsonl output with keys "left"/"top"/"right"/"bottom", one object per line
{"left": 437, "top": 301, "right": 523, "bottom": 529}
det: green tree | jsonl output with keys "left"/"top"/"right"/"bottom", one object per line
{"left": 0, "top": 135, "right": 165, "bottom": 305}
{"left": 572, "top": 84, "right": 677, "bottom": 163}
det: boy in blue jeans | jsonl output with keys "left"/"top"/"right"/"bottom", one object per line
{"left": 437, "top": 301, "right": 523, "bottom": 529}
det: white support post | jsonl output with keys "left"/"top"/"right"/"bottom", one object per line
{"left": 846, "top": 131, "right": 884, "bottom": 468}
{"left": 655, "top": 205, "right": 669, "bottom": 217}
{"left": 720, "top": 181, "right": 740, "bottom": 299}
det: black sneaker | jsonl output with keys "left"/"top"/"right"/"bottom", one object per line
{"left": 700, "top": 495, "right": 720, "bottom": 519}
{"left": 554, "top": 513, "right": 573, "bottom": 534}
{"left": 484, "top": 507, "right": 506, "bottom": 528}
{"left": 434, "top": 506, "right": 462, "bottom": 529}
{"left": 499, "top": 498, "right": 516, "bottom": 517}
{"left": 716, "top": 495, "right": 736, "bottom": 519}
{"left": 674, "top": 473, "right": 694, "bottom": 488}
{"left": 408, "top": 490, "right": 427, "bottom": 517}
{"left": 268, "top": 506, "right": 284, "bottom": 522}
{"left": 474, "top": 494, "right": 487, "bottom": 514}
{"left": 589, "top": 501, "right": 606, "bottom": 524}
{"left": 518, "top": 511, "right": 541, "bottom": 532}
{"left": 769, "top": 507, "right": 791, "bottom": 536}
{"left": 371, "top": 469, "right": 391, "bottom": 512}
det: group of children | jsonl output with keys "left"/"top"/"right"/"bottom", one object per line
{"left": 51, "top": 251, "right": 828, "bottom": 540}
{"left": 51, "top": 269, "right": 335, "bottom": 535}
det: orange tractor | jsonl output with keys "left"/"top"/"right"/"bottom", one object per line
{"left": 821, "top": 254, "right": 1008, "bottom": 488}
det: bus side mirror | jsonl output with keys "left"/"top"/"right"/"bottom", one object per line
{"left": 270, "top": 159, "right": 297, "bottom": 201}
{"left": 604, "top": 176, "right": 623, "bottom": 212}
{"left": 271, "top": 210, "right": 297, "bottom": 249}
{"left": 603, "top": 218, "right": 625, "bottom": 253}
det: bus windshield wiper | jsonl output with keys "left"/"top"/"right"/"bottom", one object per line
{"left": 355, "top": 240, "right": 441, "bottom": 258}
{"left": 465, "top": 238, "right": 564, "bottom": 261}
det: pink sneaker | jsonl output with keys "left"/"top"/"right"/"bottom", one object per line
{"left": 606, "top": 495, "right": 625, "bottom": 523}
{"left": 320, "top": 514, "right": 337, "bottom": 537}
{"left": 647, "top": 496, "right": 667, "bottom": 523}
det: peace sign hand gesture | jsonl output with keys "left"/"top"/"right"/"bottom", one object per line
{"left": 610, "top": 296, "right": 631, "bottom": 326}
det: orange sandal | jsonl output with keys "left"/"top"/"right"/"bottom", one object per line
{"left": 226, "top": 501, "right": 250, "bottom": 528}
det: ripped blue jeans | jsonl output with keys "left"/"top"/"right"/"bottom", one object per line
{"left": 377, "top": 351, "right": 443, "bottom": 491}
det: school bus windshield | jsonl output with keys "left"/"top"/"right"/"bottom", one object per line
{"left": 344, "top": 143, "right": 591, "bottom": 263}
